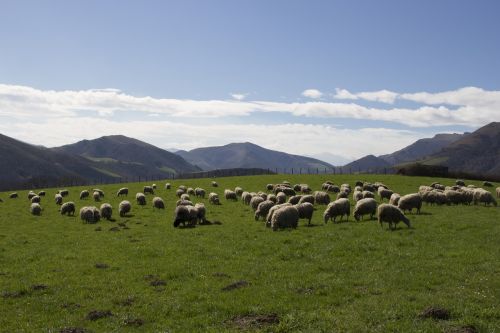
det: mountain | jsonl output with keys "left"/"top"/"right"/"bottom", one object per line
{"left": 343, "top": 155, "right": 391, "bottom": 172}
{"left": 379, "top": 133, "right": 464, "bottom": 165}
{"left": 306, "top": 152, "right": 353, "bottom": 166}
{"left": 422, "top": 122, "right": 500, "bottom": 176}
{"left": 53, "top": 135, "right": 200, "bottom": 176}
{"left": 0, "top": 133, "right": 115, "bottom": 190}
{"left": 175, "top": 142, "right": 334, "bottom": 171}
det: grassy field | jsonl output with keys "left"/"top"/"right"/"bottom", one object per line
{"left": 0, "top": 174, "right": 499, "bottom": 332}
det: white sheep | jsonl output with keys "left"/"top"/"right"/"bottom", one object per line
{"left": 38, "top": 191, "right": 46, "bottom": 197}
{"left": 93, "top": 191, "right": 101, "bottom": 202}
{"left": 173, "top": 205, "right": 198, "bottom": 227}
{"left": 276, "top": 192, "right": 287, "bottom": 204}
{"left": 55, "top": 193, "right": 63, "bottom": 205}
{"left": 473, "top": 189, "right": 497, "bottom": 206}
{"left": 362, "top": 190, "right": 375, "bottom": 199}
{"left": 287, "top": 195, "right": 302, "bottom": 205}
{"left": 314, "top": 191, "right": 330, "bottom": 205}
{"left": 294, "top": 202, "right": 314, "bottom": 225}
{"left": 255, "top": 200, "right": 275, "bottom": 221}
{"left": 152, "top": 184, "right": 157, "bottom": 190}
{"left": 60, "top": 202, "right": 76, "bottom": 216}
{"left": 119, "top": 200, "right": 131, "bottom": 217}
{"left": 176, "top": 199, "right": 194, "bottom": 207}
{"left": 195, "top": 187, "right": 206, "bottom": 198}
{"left": 250, "top": 196, "right": 265, "bottom": 211}
{"left": 187, "top": 187, "right": 195, "bottom": 195}
{"left": 267, "top": 194, "right": 277, "bottom": 203}
{"left": 398, "top": 193, "right": 422, "bottom": 214}
{"left": 266, "top": 203, "right": 292, "bottom": 226}
{"left": 377, "top": 203, "right": 411, "bottom": 230}
{"left": 100, "top": 203, "right": 113, "bottom": 220}
{"left": 323, "top": 198, "right": 350, "bottom": 223}
{"left": 117, "top": 187, "right": 129, "bottom": 197}
{"left": 496, "top": 187, "right": 500, "bottom": 198}
{"left": 211, "top": 181, "right": 218, "bottom": 187}
{"left": 28, "top": 191, "right": 36, "bottom": 200}
{"left": 389, "top": 193, "right": 401, "bottom": 206}
{"left": 181, "top": 193, "right": 191, "bottom": 201}
{"left": 336, "top": 191, "right": 349, "bottom": 200}
{"left": 79, "top": 206, "right": 100, "bottom": 223}
{"left": 353, "top": 198, "right": 377, "bottom": 221}
{"left": 456, "top": 180, "right": 466, "bottom": 186}
{"left": 235, "top": 187, "right": 243, "bottom": 196}
{"left": 9, "top": 192, "right": 18, "bottom": 199}
{"left": 152, "top": 197, "right": 165, "bottom": 209}
{"left": 143, "top": 186, "right": 154, "bottom": 195}
{"left": 176, "top": 189, "right": 185, "bottom": 197}
{"left": 80, "top": 190, "right": 90, "bottom": 200}
{"left": 378, "top": 188, "right": 393, "bottom": 201}
{"left": 266, "top": 184, "right": 274, "bottom": 191}
{"left": 208, "top": 192, "right": 220, "bottom": 205}
{"left": 136, "top": 193, "right": 146, "bottom": 205}
{"left": 30, "top": 203, "right": 42, "bottom": 216}
{"left": 298, "top": 195, "right": 315, "bottom": 205}
{"left": 353, "top": 190, "right": 363, "bottom": 202}
{"left": 31, "top": 195, "right": 41, "bottom": 204}
{"left": 224, "top": 189, "right": 237, "bottom": 201}
{"left": 59, "top": 189, "right": 69, "bottom": 197}
{"left": 271, "top": 205, "right": 299, "bottom": 231}
{"left": 195, "top": 203, "right": 207, "bottom": 224}
{"left": 241, "top": 191, "right": 252, "bottom": 205}
{"left": 165, "top": 183, "right": 171, "bottom": 189}
{"left": 93, "top": 189, "right": 104, "bottom": 198}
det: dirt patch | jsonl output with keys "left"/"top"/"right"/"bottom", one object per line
{"left": 61, "top": 302, "right": 81, "bottom": 309}
{"left": 94, "top": 227, "right": 102, "bottom": 231}
{"left": 95, "top": 263, "right": 109, "bottom": 269}
{"left": 86, "top": 310, "right": 113, "bottom": 321}
{"left": 129, "top": 238, "right": 140, "bottom": 243}
{"left": 231, "top": 313, "right": 279, "bottom": 329}
{"left": 222, "top": 280, "right": 249, "bottom": 291}
{"left": 447, "top": 325, "right": 478, "bottom": 333}
{"left": 296, "top": 287, "right": 315, "bottom": 295}
{"left": 144, "top": 274, "right": 159, "bottom": 281}
{"left": 114, "top": 296, "right": 135, "bottom": 306}
{"left": 123, "top": 318, "right": 145, "bottom": 327}
{"left": 212, "top": 272, "right": 231, "bottom": 278}
{"left": 108, "top": 227, "right": 120, "bottom": 232}
{"left": 212, "top": 220, "right": 222, "bottom": 225}
{"left": 150, "top": 279, "right": 166, "bottom": 287}
{"left": 419, "top": 306, "right": 450, "bottom": 320}
{"left": 59, "top": 328, "right": 89, "bottom": 333}
{"left": 122, "top": 226, "right": 130, "bottom": 230}
{"left": 1, "top": 289, "right": 28, "bottom": 298}
{"left": 118, "top": 222, "right": 126, "bottom": 227}
{"left": 31, "top": 284, "right": 48, "bottom": 291}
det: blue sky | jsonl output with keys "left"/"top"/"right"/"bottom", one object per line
{"left": 1, "top": 0, "right": 499, "bottom": 164}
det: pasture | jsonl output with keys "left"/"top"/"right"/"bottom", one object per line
{"left": 0, "top": 174, "right": 499, "bottom": 332}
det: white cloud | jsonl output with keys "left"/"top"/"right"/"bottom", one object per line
{"left": 333, "top": 88, "right": 358, "bottom": 100}
{"left": 302, "top": 89, "right": 323, "bottom": 99}
{"left": 231, "top": 93, "right": 247, "bottom": 100}
{"left": 357, "top": 89, "right": 398, "bottom": 104}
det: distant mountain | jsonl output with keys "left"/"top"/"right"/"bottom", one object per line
{"left": 343, "top": 154, "right": 391, "bottom": 172}
{"left": 422, "top": 122, "right": 500, "bottom": 176}
{"left": 379, "top": 133, "right": 464, "bottom": 165}
{"left": 0, "top": 134, "right": 115, "bottom": 190}
{"left": 175, "top": 142, "right": 334, "bottom": 171}
{"left": 306, "top": 152, "right": 353, "bottom": 166}
{"left": 53, "top": 135, "right": 200, "bottom": 176}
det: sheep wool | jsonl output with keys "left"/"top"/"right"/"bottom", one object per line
{"left": 119, "top": 201, "right": 131, "bottom": 217}
{"left": 398, "top": 193, "right": 422, "bottom": 214}
{"left": 100, "top": 203, "right": 113, "bottom": 220}
{"left": 353, "top": 198, "right": 377, "bottom": 221}
{"left": 60, "top": 202, "right": 76, "bottom": 216}
{"left": 271, "top": 206, "right": 299, "bottom": 231}
{"left": 294, "top": 202, "right": 314, "bottom": 225}
{"left": 136, "top": 193, "right": 146, "bottom": 205}
{"left": 30, "top": 203, "right": 42, "bottom": 216}
{"left": 323, "top": 198, "right": 350, "bottom": 223}
{"left": 255, "top": 200, "right": 276, "bottom": 221}
{"left": 377, "top": 203, "right": 410, "bottom": 230}
{"left": 152, "top": 197, "right": 165, "bottom": 209}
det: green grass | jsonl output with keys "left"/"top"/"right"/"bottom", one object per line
{"left": 0, "top": 174, "right": 499, "bottom": 332}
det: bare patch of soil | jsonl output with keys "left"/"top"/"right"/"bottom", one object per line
{"left": 95, "top": 263, "right": 109, "bottom": 269}
{"left": 59, "top": 328, "right": 89, "bottom": 333}
{"left": 419, "top": 306, "right": 450, "bottom": 320}
{"left": 114, "top": 296, "right": 135, "bottom": 306}
{"left": 231, "top": 313, "right": 279, "bottom": 329}
{"left": 212, "top": 272, "right": 231, "bottom": 278}
{"left": 1, "top": 289, "right": 28, "bottom": 298}
{"left": 447, "top": 325, "right": 478, "bottom": 333}
{"left": 123, "top": 317, "right": 145, "bottom": 327}
{"left": 86, "top": 310, "right": 113, "bottom": 321}
{"left": 222, "top": 280, "right": 249, "bottom": 291}
{"left": 31, "top": 284, "right": 48, "bottom": 291}
{"left": 108, "top": 227, "right": 120, "bottom": 232}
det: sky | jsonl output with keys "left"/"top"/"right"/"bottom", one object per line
{"left": 1, "top": 0, "right": 500, "bottom": 165}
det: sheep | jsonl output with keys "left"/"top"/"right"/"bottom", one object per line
{"left": 353, "top": 190, "right": 363, "bottom": 202}
{"left": 276, "top": 192, "right": 287, "bottom": 204}
{"left": 340, "top": 184, "right": 351, "bottom": 194}
{"left": 293, "top": 184, "right": 301, "bottom": 192}
{"left": 241, "top": 192, "right": 253, "bottom": 205}
{"left": 378, "top": 188, "right": 394, "bottom": 201}
{"left": 355, "top": 181, "right": 364, "bottom": 187}
{"left": 458, "top": 188, "right": 474, "bottom": 205}
{"left": 195, "top": 187, "right": 206, "bottom": 198}
{"left": 30, "top": 203, "right": 42, "bottom": 216}
{"left": 456, "top": 180, "right": 466, "bottom": 186}
{"left": 119, "top": 200, "right": 131, "bottom": 217}
{"left": 27, "top": 191, "right": 37, "bottom": 200}
{"left": 93, "top": 189, "right": 104, "bottom": 197}
{"left": 117, "top": 187, "right": 129, "bottom": 197}
{"left": 300, "top": 184, "right": 312, "bottom": 194}
{"left": 224, "top": 189, "right": 237, "bottom": 201}
{"left": 473, "top": 189, "right": 497, "bottom": 206}
{"left": 180, "top": 193, "right": 191, "bottom": 201}
{"left": 419, "top": 185, "right": 433, "bottom": 194}
{"left": 294, "top": 202, "right": 314, "bottom": 225}
{"left": 374, "top": 182, "right": 388, "bottom": 190}
{"left": 93, "top": 191, "right": 101, "bottom": 202}
{"left": 143, "top": 186, "right": 154, "bottom": 195}
{"left": 55, "top": 193, "right": 63, "bottom": 205}
{"left": 80, "top": 190, "right": 90, "bottom": 200}
{"left": 38, "top": 191, "right": 46, "bottom": 197}
{"left": 267, "top": 194, "right": 277, "bottom": 203}
{"left": 431, "top": 183, "right": 445, "bottom": 191}
{"left": 255, "top": 200, "right": 276, "bottom": 221}
{"left": 178, "top": 185, "right": 188, "bottom": 192}
{"left": 389, "top": 193, "right": 401, "bottom": 206}
{"left": 314, "top": 191, "right": 330, "bottom": 205}
{"left": 136, "top": 193, "right": 146, "bottom": 205}
{"left": 208, "top": 192, "right": 220, "bottom": 205}
{"left": 234, "top": 187, "right": 243, "bottom": 196}
{"left": 287, "top": 195, "right": 302, "bottom": 205}
{"left": 100, "top": 203, "right": 113, "bottom": 220}
{"left": 31, "top": 195, "right": 41, "bottom": 204}
{"left": 273, "top": 185, "right": 295, "bottom": 196}
{"left": 336, "top": 191, "right": 349, "bottom": 200}
{"left": 266, "top": 203, "right": 292, "bottom": 226}
{"left": 256, "top": 191, "right": 267, "bottom": 200}
{"left": 497, "top": 187, "right": 500, "bottom": 198}
{"left": 353, "top": 198, "right": 377, "bottom": 221}
{"left": 173, "top": 205, "right": 198, "bottom": 227}
{"left": 79, "top": 206, "right": 101, "bottom": 223}
{"left": 282, "top": 181, "right": 291, "bottom": 186}
{"left": 377, "top": 204, "right": 411, "bottom": 230}
{"left": 195, "top": 203, "right": 207, "bottom": 224}
{"left": 60, "top": 202, "right": 76, "bottom": 216}
{"left": 398, "top": 193, "right": 422, "bottom": 214}
{"left": 266, "top": 184, "right": 274, "bottom": 191}
{"left": 362, "top": 183, "right": 376, "bottom": 192}
{"left": 326, "top": 184, "right": 340, "bottom": 193}
{"left": 59, "top": 189, "right": 69, "bottom": 197}
{"left": 483, "top": 181, "right": 493, "bottom": 187}
{"left": 422, "top": 190, "right": 448, "bottom": 206}
{"left": 152, "top": 184, "right": 157, "bottom": 190}
{"left": 176, "top": 189, "right": 184, "bottom": 197}
{"left": 362, "top": 190, "right": 375, "bottom": 199}
{"left": 467, "top": 184, "right": 477, "bottom": 189}
{"left": 323, "top": 198, "right": 350, "bottom": 223}
{"left": 211, "top": 181, "right": 218, "bottom": 187}
{"left": 152, "top": 197, "right": 165, "bottom": 209}
{"left": 165, "top": 183, "right": 171, "bottom": 189}
{"left": 250, "top": 196, "right": 265, "bottom": 211}
{"left": 9, "top": 192, "right": 18, "bottom": 199}
{"left": 445, "top": 190, "right": 466, "bottom": 205}
{"left": 187, "top": 187, "right": 195, "bottom": 195}
{"left": 321, "top": 181, "right": 334, "bottom": 190}
{"left": 176, "top": 199, "right": 194, "bottom": 207}
{"left": 299, "top": 195, "right": 315, "bottom": 205}
{"left": 271, "top": 206, "right": 299, "bottom": 231}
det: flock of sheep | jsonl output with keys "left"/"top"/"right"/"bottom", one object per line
{"left": 1, "top": 178, "right": 498, "bottom": 231}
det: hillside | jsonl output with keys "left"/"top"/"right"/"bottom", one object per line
{"left": 0, "top": 134, "right": 115, "bottom": 190}
{"left": 53, "top": 135, "right": 200, "bottom": 176}
{"left": 343, "top": 154, "right": 391, "bottom": 172}
{"left": 175, "top": 142, "right": 334, "bottom": 171}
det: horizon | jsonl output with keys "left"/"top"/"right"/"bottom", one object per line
{"left": 1, "top": 1, "right": 499, "bottom": 164}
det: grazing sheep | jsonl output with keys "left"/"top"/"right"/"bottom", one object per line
{"left": 55, "top": 193, "right": 63, "bottom": 205}
{"left": 93, "top": 189, "right": 104, "bottom": 197}
{"left": 336, "top": 191, "right": 349, "bottom": 200}
{"left": 195, "top": 187, "right": 206, "bottom": 198}
{"left": 235, "top": 187, "right": 243, "bottom": 196}
{"left": 211, "top": 181, "right": 218, "bottom": 187}
{"left": 266, "top": 203, "right": 292, "bottom": 226}
{"left": 298, "top": 195, "right": 315, "bottom": 205}
{"left": 467, "top": 184, "right": 477, "bottom": 189}
{"left": 250, "top": 196, "right": 265, "bottom": 211}
{"left": 28, "top": 191, "right": 37, "bottom": 200}
{"left": 178, "top": 185, "right": 188, "bottom": 192}
{"left": 458, "top": 188, "right": 474, "bottom": 205}
{"left": 389, "top": 193, "right": 401, "bottom": 206}
{"left": 456, "top": 180, "right": 466, "bottom": 186}
{"left": 322, "top": 181, "right": 334, "bottom": 190}
{"left": 117, "top": 187, "right": 129, "bottom": 197}
{"left": 398, "top": 193, "right": 422, "bottom": 214}
{"left": 38, "top": 191, "right": 46, "bottom": 197}
{"left": 377, "top": 204, "right": 411, "bottom": 230}
{"left": 355, "top": 186, "right": 362, "bottom": 193}
{"left": 176, "top": 199, "right": 194, "bottom": 207}
{"left": 176, "top": 189, "right": 185, "bottom": 197}
{"left": 224, "top": 189, "right": 237, "bottom": 201}
{"left": 353, "top": 198, "right": 377, "bottom": 221}
{"left": 152, "top": 184, "right": 157, "bottom": 190}
{"left": 187, "top": 187, "right": 195, "bottom": 195}
{"left": 362, "top": 183, "right": 376, "bottom": 192}
{"left": 60, "top": 202, "right": 76, "bottom": 216}
{"left": 9, "top": 192, "right": 18, "bottom": 199}
{"left": 271, "top": 206, "right": 299, "bottom": 231}
{"left": 419, "top": 185, "right": 433, "bottom": 194}
{"left": 195, "top": 203, "right": 207, "bottom": 224}
{"left": 100, "top": 203, "right": 113, "bottom": 220}
{"left": 314, "top": 191, "right": 331, "bottom": 205}
{"left": 445, "top": 190, "right": 466, "bottom": 205}
{"left": 362, "top": 190, "right": 375, "bottom": 199}
{"left": 326, "top": 185, "right": 340, "bottom": 193}
{"left": 287, "top": 195, "right": 302, "bottom": 205}
{"left": 80, "top": 190, "right": 90, "bottom": 200}
{"left": 136, "top": 193, "right": 146, "bottom": 205}
{"left": 496, "top": 187, "right": 500, "bottom": 198}
{"left": 30, "top": 203, "right": 42, "bottom": 215}
{"left": 276, "top": 192, "right": 287, "bottom": 204}
{"left": 31, "top": 195, "right": 41, "bottom": 204}
{"left": 165, "top": 183, "right": 171, "bottom": 189}
{"left": 300, "top": 184, "right": 312, "bottom": 194}
{"left": 93, "top": 191, "right": 101, "bottom": 202}
{"left": 273, "top": 185, "right": 295, "bottom": 196}
{"left": 282, "top": 181, "right": 291, "bottom": 186}
{"left": 294, "top": 202, "right": 314, "bottom": 225}
{"left": 353, "top": 190, "right": 363, "bottom": 202}
{"left": 473, "top": 189, "right": 498, "bottom": 206}
{"left": 79, "top": 206, "right": 100, "bottom": 223}
{"left": 143, "top": 186, "right": 154, "bottom": 195}
{"left": 255, "top": 200, "right": 275, "bottom": 221}
{"left": 267, "top": 194, "right": 277, "bottom": 203}
{"left": 208, "top": 192, "right": 220, "bottom": 205}
{"left": 173, "top": 205, "right": 198, "bottom": 227}
{"left": 293, "top": 184, "right": 302, "bottom": 192}
{"left": 355, "top": 181, "right": 364, "bottom": 187}
{"left": 241, "top": 191, "right": 253, "bottom": 205}
{"left": 378, "top": 188, "right": 394, "bottom": 201}
{"left": 422, "top": 190, "right": 448, "bottom": 206}
{"left": 257, "top": 191, "right": 268, "bottom": 200}
{"left": 180, "top": 193, "right": 191, "bottom": 201}
{"left": 323, "top": 198, "right": 350, "bottom": 223}
{"left": 59, "top": 189, "right": 69, "bottom": 197}
{"left": 340, "top": 184, "right": 351, "bottom": 194}
{"left": 152, "top": 197, "right": 165, "bottom": 209}
{"left": 431, "top": 183, "right": 446, "bottom": 191}
{"left": 483, "top": 181, "right": 493, "bottom": 187}
{"left": 266, "top": 184, "right": 274, "bottom": 191}
{"left": 119, "top": 200, "right": 131, "bottom": 217}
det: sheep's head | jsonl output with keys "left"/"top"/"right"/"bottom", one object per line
{"left": 353, "top": 213, "right": 361, "bottom": 222}
{"left": 323, "top": 213, "right": 330, "bottom": 224}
